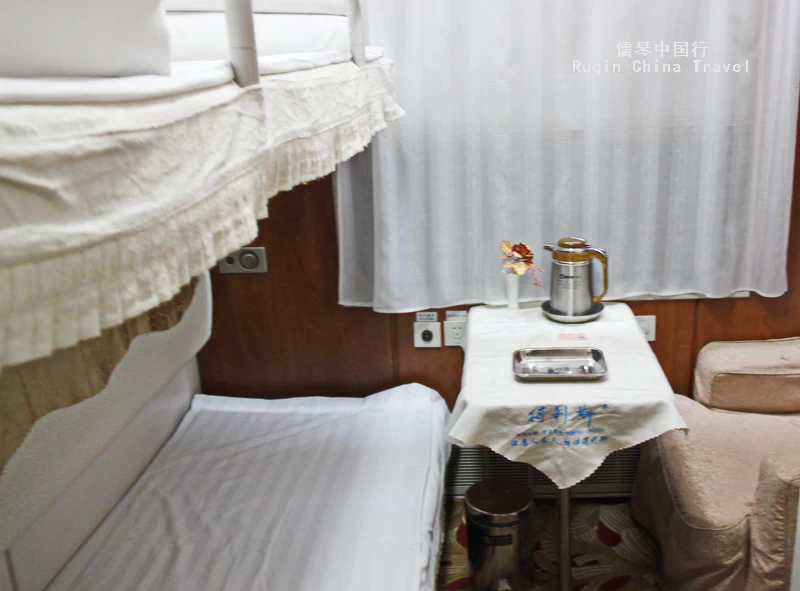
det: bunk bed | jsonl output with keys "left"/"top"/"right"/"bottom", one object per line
{"left": 0, "top": 0, "right": 403, "bottom": 371}
{"left": 0, "top": 3, "right": 447, "bottom": 590}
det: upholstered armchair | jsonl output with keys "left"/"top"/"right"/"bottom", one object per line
{"left": 632, "top": 338, "right": 800, "bottom": 590}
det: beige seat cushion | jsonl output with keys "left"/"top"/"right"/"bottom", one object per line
{"left": 695, "top": 338, "right": 800, "bottom": 413}
{"left": 632, "top": 395, "right": 800, "bottom": 590}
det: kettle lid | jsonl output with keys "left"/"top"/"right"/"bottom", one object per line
{"left": 544, "top": 236, "right": 603, "bottom": 262}
{"left": 544, "top": 236, "right": 591, "bottom": 254}
{"left": 556, "top": 237, "right": 587, "bottom": 250}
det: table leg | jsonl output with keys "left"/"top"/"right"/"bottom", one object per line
{"left": 558, "top": 487, "right": 571, "bottom": 591}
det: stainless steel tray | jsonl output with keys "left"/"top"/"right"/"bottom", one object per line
{"left": 513, "top": 347, "right": 607, "bottom": 381}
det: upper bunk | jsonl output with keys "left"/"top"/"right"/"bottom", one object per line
{"left": 0, "top": 0, "right": 403, "bottom": 373}
{"left": 0, "top": 0, "right": 380, "bottom": 103}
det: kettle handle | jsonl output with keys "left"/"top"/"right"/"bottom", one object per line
{"left": 588, "top": 248, "right": 608, "bottom": 304}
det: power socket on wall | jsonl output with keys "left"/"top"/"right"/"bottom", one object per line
{"left": 636, "top": 315, "right": 657, "bottom": 342}
{"left": 413, "top": 321, "right": 442, "bottom": 348}
{"left": 218, "top": 247, "right": 267, "bottom": 274}
{"left": 444, "top": 320, "right": 467, "bottom": 347}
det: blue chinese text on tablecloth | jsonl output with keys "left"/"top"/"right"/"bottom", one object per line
{"left": 510, "top": 404, "right": 610, "bottom": 448}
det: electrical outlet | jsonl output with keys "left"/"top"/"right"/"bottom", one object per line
{"left": 414, "top": 321, "right": 442, "bottom": 348}
{"left": 218, "top": 247, "right": 267, "bottom": 274}
{"left": 444, "top": 320, "right": 467, "bottom": 347}
{"left": 636, "top": 315, "right": 657, "bottom": 342}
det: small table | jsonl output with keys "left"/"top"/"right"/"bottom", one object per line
{"left": 446, "top": 302, "right": 686, "bottom": 591}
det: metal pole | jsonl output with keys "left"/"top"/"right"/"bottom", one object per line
{"left": 348, "top": 0, "right": 366, "bottom": 66}
{"left": 225, "top": 0, "right": 259, "bottom": 86}
{"left": 558, "top": 487, "right": 571, "bottom": 591}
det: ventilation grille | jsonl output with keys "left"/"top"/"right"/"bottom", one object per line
{"left": 446, "top": 445, "right": 640, "bottom": 498}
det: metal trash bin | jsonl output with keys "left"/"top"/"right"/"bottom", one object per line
{"left": 465, "top": 476, "right": 535, "bottom": 591}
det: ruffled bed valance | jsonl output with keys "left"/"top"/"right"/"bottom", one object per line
{"left": 0, "top": 60, "right": 404, "bottom": 370}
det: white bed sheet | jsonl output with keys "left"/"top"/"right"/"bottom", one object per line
{"left": 50, "top": 384, "right": 450, "bottom": 591}
{"left": 0, "top": 60, "right": 234, "bottom": 105}
{"left": 0, "top": 47, "right": 384, "bottom": 105}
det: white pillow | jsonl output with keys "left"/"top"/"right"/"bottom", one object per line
{"left": 0, "top": 0, "right": 171, "bottom": 78}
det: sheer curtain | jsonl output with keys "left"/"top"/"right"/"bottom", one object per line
{"left": 337, "top": 0, "right": 800, "bottom": 312}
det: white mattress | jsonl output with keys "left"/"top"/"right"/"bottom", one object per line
{"left": 50, "top": 384, "right": 451, "bottom": 591}
{"left": 167, "top": 13, "right": 350, "bottom": 61}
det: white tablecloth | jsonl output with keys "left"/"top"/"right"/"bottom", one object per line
{"left": 446, "top": 303, "right": 687, "bottom": 489}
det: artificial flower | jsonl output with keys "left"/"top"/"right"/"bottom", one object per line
{"left": 500, "top": 241, "right": 543, "bottom": 287}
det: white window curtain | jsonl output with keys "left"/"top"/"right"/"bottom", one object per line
{"left": 336, "top": 0, "right": 800, "bottom": 312}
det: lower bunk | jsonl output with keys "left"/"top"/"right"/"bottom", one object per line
{"left": 49, "top": 384, "right": 450, "bottom": 591}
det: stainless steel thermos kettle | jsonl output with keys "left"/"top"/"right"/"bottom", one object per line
{"left": 543, "top": 237, "right": 608, "bottom": 320}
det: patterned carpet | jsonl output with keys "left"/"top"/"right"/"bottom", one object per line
{"left": 438, "top": 500, "right": 661, "bottom": 591}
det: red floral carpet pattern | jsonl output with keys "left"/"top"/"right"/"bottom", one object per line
{"left": 438, "top": 501, "right": 660, "bottom": 591}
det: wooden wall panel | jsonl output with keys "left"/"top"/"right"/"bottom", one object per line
{"left": 390, "top": 301, "right": 699, "bottom": 405}
{"left": 393, "top": 310, "right": 467, "bottom": 408}
{"left": 200, "top": 173, "right": 800, "bottom": 406}
{"left": 201, "top": 98, "right": 800, "bottom": 406}
{"left": 199, "top": 172, "right": 800, "bottom": 406}
{"left": 198, "top": 178, "right": 396, "bottom": 399}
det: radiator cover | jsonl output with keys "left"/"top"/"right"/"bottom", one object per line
{"left": 446, "top": 445, "right": 640, "bottom": 498}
